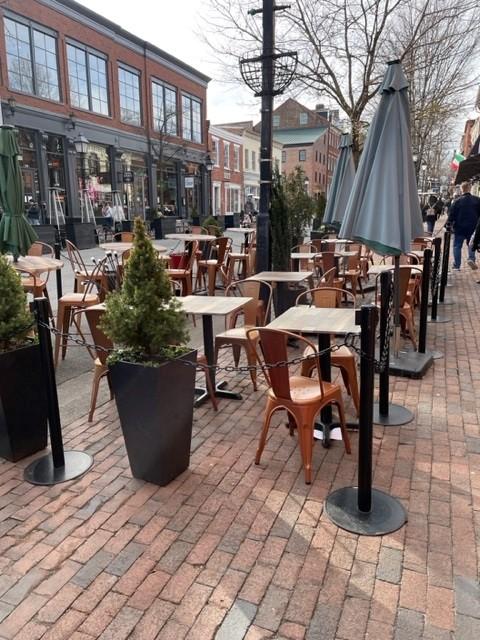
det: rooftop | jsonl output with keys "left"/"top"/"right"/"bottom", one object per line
{"left": 273, "top": 126, "right": 328, "bottom": 146}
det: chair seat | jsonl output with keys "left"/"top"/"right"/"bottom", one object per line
{"left": 268, "top": 375, "right": 339, "bottom": 405}
{"left": 21, "top": 277, "right": 47, "bottom": 289}
{"left": 216, "top": 326, "right": 258, "bottom": 341}
{"left": 198, "top": 259, "right": 218, "bottom": 266}
{"left": 60, "top": 293, "right": 99, "bottom": 304}
{"left": 303, "top": 343, "right": 354, "bottom": 364}
{"left": 166, "top": 269, "right": 189, "bottom": 276}
{"left": 230, "top": 252, "right": 247, "bottom": 259}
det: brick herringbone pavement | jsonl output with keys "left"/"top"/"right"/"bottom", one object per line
{"left": 0, "top": 268, "right": 479, "bottom": 640}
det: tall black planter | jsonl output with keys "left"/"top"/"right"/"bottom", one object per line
{"left": 109, "top": 350, "right": 197, "bottom": 485}
{"left": 0, "top": 344, "right": 48, "bottom": 462}
{"left": 65, "top": 220, "right": 96, "bottom": 249}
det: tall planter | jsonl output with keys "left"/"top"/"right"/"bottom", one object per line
{"left": 0, "top": 343, "right": 48, "bottom": 461}
{"left": 65, "top": 219, "right": 96, "bottom": 249}
{"left": 109, "top": 350, "right": 197, "bottom": 485}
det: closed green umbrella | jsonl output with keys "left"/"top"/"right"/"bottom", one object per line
{"left": 0, "top": 125, "right": 37, "bottom": 260}
{"left": 323, "top": 133, "right": 356, "bottom": 228}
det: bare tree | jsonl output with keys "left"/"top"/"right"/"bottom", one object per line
{"left": 151, "top": 110, "right": 186, "bottom": 211}
{"left": 202, "top": 0, "right": 480, "bottom": 165}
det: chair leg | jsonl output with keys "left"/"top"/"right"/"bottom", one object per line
{"left": 334, "top": 359, "right": 360, "bottom": 417}
{"left": 333, "top": 393, "right": 351, "bottom": 454}
{"left": 88, "top": 364, "right": 104, "bottom": 422}
{"left": 231, "top": 344, "right": 241, "bottom": 367}
{"left": 207, "top": 264, "right": 217, "bottom": 296}
{"left": 54, "top": 302, "right": 66, "bottom": 367}
{"left": 256, "top": 400, "right": 276, "bottom": 465}
{"left": 246, "top": 344, "right": 257, "bottom": 391}
{"left": 203, "top": 366, "right": 218, "bottom": 411}
{"left": 61, "top": 305, "right": 71, "bottom": 362}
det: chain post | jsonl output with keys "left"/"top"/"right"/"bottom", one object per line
{"left": 54, "top": 242, "right": 63, "bottom": 300}
{"left": 418, "top": 247, "right": 432, "bottom": 353}
{"left": 430, "top": 237, "right": 442, "bottom": 320}
{"left": 378, "top": 270, "right": 392, "bottom": 417}
{"left": 439, "top": 230, "right": 450, "bottom": 303}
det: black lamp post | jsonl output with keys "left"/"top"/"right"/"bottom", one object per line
{"left": 205, "top": 153, "right": 214, "bottom": 216}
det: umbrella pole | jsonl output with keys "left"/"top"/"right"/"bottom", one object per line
{"left": 393, "top": 255, "right": 400, "bottom": 357}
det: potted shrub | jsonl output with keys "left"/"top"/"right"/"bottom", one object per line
{"left": 201, "top": 215, "right": 223, "bottom": 237}
{"left": 0, "top": 255, "right": 47, "bottom": 461}
{"left": 101, "top": 218, "right": 197, "bottom": 485}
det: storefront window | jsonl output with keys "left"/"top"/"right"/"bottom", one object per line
{"left": 157, "top": 162, "right": 178, "bottom": 214}
{"left": 121, "top": 151, "right": 148, "bottom": 218}
{"left": 17, "top": 128, "right": 41, "bottom": 212}
{"left": 77, "top": 143, "right": 112, "bottom": 215}
{"left": 184, "top": 162, "right": 200, "bottom": 218}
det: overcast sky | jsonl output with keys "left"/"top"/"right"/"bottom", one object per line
{"left": 76, "top": 0, "right": 260, "bottom": 125}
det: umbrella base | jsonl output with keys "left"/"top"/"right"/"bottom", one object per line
{"left": 24, "top": 451, "right": 93, "bottom": 486}
{"left": 325, "top": 487, "right": 407, "bottom": 536}
{"left": 373, "top": 403, "right": 414, "bottom": 426}
{"left": 428, "top": 315, "right": 450, "bottom": 323}
{"left": 389, "top": 350, "right": 433, "bottom": 379}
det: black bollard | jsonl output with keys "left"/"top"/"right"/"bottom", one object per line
{"left": 54, "top": 242, "right": 63, "bottom": 300}
{"left": 325, "top": 304, "right": 407, "bottom": 535}
{"left": 417, "top": 248, "right": 432, "bottom": 353}
{"left": 24, "top": 298, "right": 93, "bottom": 485}
{"left": 429, "top": 237, "right": 450, "bottom": 323}
{"left": 373, "top": 272, "right": 413, "bottom": 425}
{"left": 439, "top": 230, "right": 451, "bottom": 304}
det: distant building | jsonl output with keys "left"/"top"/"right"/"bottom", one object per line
{"left": 214, "top": 121, "right": 282, "bottom": 212}
{"left": 208, "top": 125, "right": 243, "bottom": 216}
{"left": 0, "top": 0, "right": 210, "bottom": 220}
{"left": 255, "top": 98, "right": 341, "bottom": 198}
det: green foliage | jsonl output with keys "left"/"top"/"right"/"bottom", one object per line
{"left": 0, "top": 254, "right": 33, "bottom": 352}
{"left": 270, "top": 169, "right": 291, "bottom": 271}
{"left": 312, "top": 192, "right": 327, "bottom": 230}
{"left": 101, "top": 218, "right": 189, "bottom": 360}
{"left": 284, "top": 166, "right": 315, "bottom": 246}
{"left": 201, "top": 215, "right": 223, "bottom": 237}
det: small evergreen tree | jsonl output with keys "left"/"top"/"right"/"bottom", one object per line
{"left": 0, "top": 255, "right": 32, "bottom": 352}
{"left": 101, "top": 218, "right": 189, "bottom": 359}
{"left": 284, "top": 166, "right": 315, "bottom": 246}
{"left": 270, "top": 169, "right": 291, "bottom": 271}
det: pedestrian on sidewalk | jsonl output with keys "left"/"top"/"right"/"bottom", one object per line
{"left": 446, "top": 181, "right": 480, "bottom": 270}
{"left": 422, "top": 195, "right": 442, "bottom": 235}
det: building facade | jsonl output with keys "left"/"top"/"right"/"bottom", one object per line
{"left": 256, "top": 98, "right": 341, "bottom": 198}
{"left": 0, "top": 0, "right": 210, "bottom": 221}
{"left": 208, "top": 125, "right": 243, "bottom": 216}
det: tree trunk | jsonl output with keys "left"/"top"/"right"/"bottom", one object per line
{"left": 351, "top": 119, "right": 362, "bottom": 168}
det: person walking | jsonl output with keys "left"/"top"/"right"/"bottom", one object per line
{"left": 422, "top": 195, "right": 442, "bottom": 235}
{"left": 447, "top": 182, "right": 480, "bottom": 270}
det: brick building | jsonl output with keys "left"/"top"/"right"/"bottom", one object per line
{"left": 208, "top": 125, "right": 243, "bottom": 216}
{"left": 0, "top": 0, "right": 210, "bottom": 221}
{"left": 256, "top": 98, "right": 341, "bottom": 198}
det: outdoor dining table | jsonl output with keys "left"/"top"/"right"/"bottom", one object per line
{"left": 99, "top": 241, "right": 168, "bottom": 253}
{"left": 227, "top": 227, "right": 254, "bottom": 249}
{"left": 247, "top": 270, "right": 314, "bottom": 317}
{"left": 368, "top": 263, "right": 423, "bottom": 276}
{"left": 179, "top": 295, "right": 252, "bottom": 406}
{"left": 267, "top": 305, "right": 360, "bottom": 447}
{"left": 165, "top": 233, "right": 216, "bottom": 243}
{"left": 8, "top": 254, "right": 64, "bottom": 301}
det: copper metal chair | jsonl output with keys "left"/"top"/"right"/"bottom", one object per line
{"left": 166, "top": 240, "right": 198, "bottom": 296}
{"left": 295, "top": 287, "right": 360, "bottom": 416}
{"left": 82, "top": 305, "right": 113, "bottom": 422}
{"left": 247, "top": 327, "right": 350, "bottom": 484}
{"left": 196, "top": 236, "right": 232, "bottom": 295}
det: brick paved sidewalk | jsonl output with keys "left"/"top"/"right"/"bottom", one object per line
{"left": 0, "top": 267, "right": 479, "bottom": 639}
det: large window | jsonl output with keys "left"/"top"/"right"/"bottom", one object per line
{"left": 223, "top": 142, "right": 230, "bottom": 169}
{"left": 244, "top": 148, "right": 249, "bottom": 170}
{"left": 211, "top": 138, "right": 219, "bottom": 166}
{"left": 182, "top": 94, "right": 202, "bottom": 143}
{"left": 152, "top": 80, "right": 177, "bottom": 135}
{"left": 118, "top": 66, "right": 141, "bottom": 126}
{"left": 66, "top": 43, "right": 108, "bottom": 115}
{"left": 225, "top": 185, "right": 240, "bottom": 213}
{"left": 299, "top": 112, "right": 308, "bottom": 125}
{"left": 233, "top": 145, "right": 240, "bottom": 171}
{"left": 4, "top": 17, "right": 59, "bottom": 100}
{"left": 299, "top": 149, "right": 306, "bottom": 161}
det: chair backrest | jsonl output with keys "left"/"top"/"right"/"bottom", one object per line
{"left": 214, "top": 236, "right": 232, "bottom": 265}
{"left": 113, "top": 232, "right": 134, "bottom": 242}
{"left": 320, "top": 240, "right": 336, "bottom": 252}
{"left": 375, "top": 266, "right": 412, "bottom": 306}
{"left": 345, "top": 255, "right": 360, "bottom": 270}
{"left": 319, "top": 251, "right": 338, "bottom": 273}
{"left": 247, "top": 327, "right": 324, "bottom": 400}
{"left": 83, "top": 306, "right": 113, "bottom": 365}
{"left": 318, "top": 266, "right": 337, "bottom": 286}
{"left": 292, "top": 243, "right": 315, "bottom": 253}
{"left": 28, "top": 241, "right": 54, "bottom": 257}
{"left": 183, "top": 241, "right": 198, "bottom": 272}
{"left": 226, "top": 279, "right": 273, "bottom": 327}
{"left": 190, "top": 226, "right": 206, "bottom": 235}
{"left": 80, "top": 258, "right": 108, "bottom": 301}
{"left": 66, "top": 240, "right": 89, "bottom": 276}
{"left": 296, "top": 286, "right": 356, "bottom": 308}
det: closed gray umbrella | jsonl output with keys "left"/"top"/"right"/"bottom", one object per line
{"left": 323, "top": 133, "right": 355, "bottom": 227}
{"left": 339, "top": 61, "right": 423, "bottom": 254}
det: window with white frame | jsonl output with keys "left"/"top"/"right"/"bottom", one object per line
{"left": 282, "top": 150, "right": 286, "bottom": 162}
{"left": 67, "top": 42, "right": 109, "bottom": 115}
{"left": 211, "top": 138, "right": 219, "bottom": 166}
{"left": 233, "top": 145, "right": 240, "bottom": 171}
{"left": 299, "top": 112, "right": 308, "bottom": 125}
{"left": 118, "top": 66, "right": 141, "bottom": 125}
{"left": 299, "top": 149, "right": 306, "bottom": 161}
{"left": 4, "top": 16, "right": 60, "bottom": 101}
{"left": 212, "top": 183, "right": 221, "bottom": 215}
{"left": 225, "top": 185, "right": 240, "bottom": 213}
{"left": 273, "top": 115, "right": 280, "bottom": 127}
{"left": 223, "top": 142, "right": 230, "bottom": 169}
{"left": 182, "top": 94, "right": 202, "bottom": 143}
{"left": 251, "top": 150, "right": 256, "bottom": 171}
{"left": 244, "top": 148, "right": 249, "bottom": 170}
{"left": 152, "top": 80, "right": 177, "bottom": 135}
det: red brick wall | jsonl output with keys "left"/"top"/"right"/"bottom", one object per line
{"left": 0, "top": 0, "right": 207, "bottom": 150}
{"left": 209, "top": 131, "right": 243, "bottom": 214}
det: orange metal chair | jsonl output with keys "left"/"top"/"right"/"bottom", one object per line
{"left": 247, "top": 327, "right": 350, "bottom": 484}
{"left": 165, "top": 240, "right": 198, "bottom": 296}
{"left": 214, "top": 280, "right": 273, "bottom": 391}
{"left": 195, "top": 236, "right": 232, "bottom": 295}
{"left": 295, "top": 287, "right": 360, "bottom": 416}
{"left": 82, "top": 305, "right": 114, "bottom": 422}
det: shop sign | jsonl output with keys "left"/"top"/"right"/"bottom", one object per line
{"left": 123, "top": 170, "right": 134, "bottom": 183}
{"left": 185, "top": 176, "right": 194, "bottom": 188}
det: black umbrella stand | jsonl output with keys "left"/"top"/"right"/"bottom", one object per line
{"left": 429, "top": 237, "right": 450, "bottom": 324}
{"left": 24, "top": 298, "right": 94, "bottom": 485}
{"left": 389, "top": 255, "right": 433, "bottom": 379}
{"left": 373, "top": 270, "right": 414, "bottom": 425}
{"left": 325, "top": 304, "right": 408, "bottom": 535}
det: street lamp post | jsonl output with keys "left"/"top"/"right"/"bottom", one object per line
{"left": 205, "top": 153, "right": 214, "bottom": 217}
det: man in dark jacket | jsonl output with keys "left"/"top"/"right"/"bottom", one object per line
{"left": 447, "top": 182, "right": 480, "bottom": 269}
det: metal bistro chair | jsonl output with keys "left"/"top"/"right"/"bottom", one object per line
{"left": 196, "top": 236, "right": 232, "bottom": 295}
{"left": 247, "top": 327, "right": 350, "bottom": 484}
{"left": 296, "top": 287, "right": 360, "bottom": 416}
{"left": 65, "top": 240, "right": 104, "bottom": 294}
{"left": 166, "top": 240, "right": 198, "bottom": 296}
{"left": 54, "top": 257, "right": 108, "bottom": 367}
{"left": 24, "top": 241, "right": 56, "bottom": 323}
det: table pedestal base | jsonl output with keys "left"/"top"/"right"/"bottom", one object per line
{"left": 194, "top": 381, "right": 242, "bottom": 407}
{"left": 325, "top": 487, "right": 407, "bottom": 536}
{"left": 25, "top": 451, "right": 93, "bottom": 486}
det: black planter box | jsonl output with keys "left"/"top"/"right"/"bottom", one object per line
{"left": 109, "top": 350, "right": 197, "bottom": 485}
{"left": 0, "top": 344, "right": 48, "bottom": 462}
{"left": 273, "top": 283, "right": 308, "bottom": 317}
{"left": 150, "top": 217, "right": 178, "bottom": 239}
{"left": 65, "top": 220, "right": 96, "bottom": 249}
{"left": 34, "top": 224, "right": 58, "bottom": 246}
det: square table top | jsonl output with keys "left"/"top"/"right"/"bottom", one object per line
{"left": 165, "top": 233, "right": 216, "bottom": 242}
{"left": 248, "top": 271, "right": 314, "bottom": 283}
{"left": 180, "top": 295, "right": 252, "bottom": 316}
{"left": 227, "top": 228, "right": 254, "bottom": 234}
{"left": 99, "top": 241, "right": 167, "bottom": 253}
{"left": 267, "top": 306, "right": 360, "bottom": 335}
{"left": 368, "top": 264, "right": 423, "bottom": 276}
{"left": 8, "top": 254, "right": 64, "bottom": 274}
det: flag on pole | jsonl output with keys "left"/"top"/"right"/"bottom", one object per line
{"left": 451, "top": 151, "right": 465, "bottom": 171}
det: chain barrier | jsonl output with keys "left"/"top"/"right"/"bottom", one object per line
{"left": 377, "top": 275, "right": 394, "bottom": 374}
{"left": 35, "top": 317, "right": 366, "bottom": 374}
